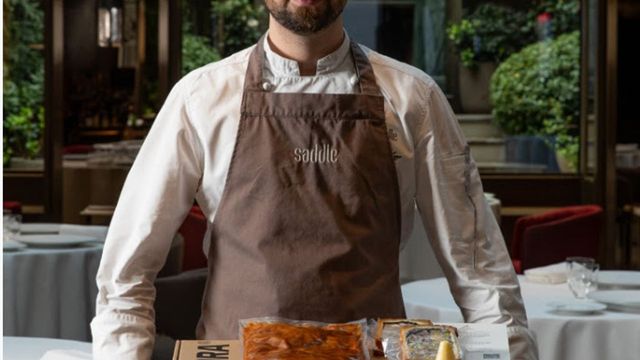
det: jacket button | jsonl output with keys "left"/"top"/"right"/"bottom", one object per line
{"left": 350, "top": 75, "right": 359, "bottom": 86}
{"left": 262, "top": 82, "right": 273, "bottom": 91}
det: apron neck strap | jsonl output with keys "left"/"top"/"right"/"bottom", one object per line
{"left": 349, "top": 41, "right": 380, "bottom": 95}
{"left": 243, "top": 35, "right": 381, "bottom": 96}
{"left": 243, "top": 35, "right": 267, "bottom": 92}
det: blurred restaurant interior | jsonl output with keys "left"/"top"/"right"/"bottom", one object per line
{"left": 2, "top": 0, "right": 640, "bottom": 359}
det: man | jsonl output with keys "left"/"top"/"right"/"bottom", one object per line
{"left": 91, "top": 0, "right": 538, "bottom": 358}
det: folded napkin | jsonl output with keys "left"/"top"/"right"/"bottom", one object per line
{"left": 524, "top": 262, "right": 567, "bottom": 284}
{"left": 40, "top": 350, "right": 92, "bottom": 360}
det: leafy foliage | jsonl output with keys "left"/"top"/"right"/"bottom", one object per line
{"left": 3, "top": 0, "right": 45, "bottom": 165}
{"left": 182, "top": 34, "right": 221, "bottom": 74}
{"left": 181, "top": 0, "right": 265, "bottom": 74}
{"left": 532, "top": 0, "right": 581, "bottom": 38}
{"left": 490, "top": 31, "right": 580, "bottom": 169}
{"left": 3, "top": 105, "right": 45, "bottom": 165}
{"left": 447, "top": 0, "right": 580, "bottom": 69}
{"left": 211, "top": 0, "right": 267, "bottom": 57}
{"left": 447, "top": 4, "right": 533, "bottom": 68}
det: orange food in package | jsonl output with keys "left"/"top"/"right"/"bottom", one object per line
{"left": 242, "top": 320, "right": 368, "bottom": 360}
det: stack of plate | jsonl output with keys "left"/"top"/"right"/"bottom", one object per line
{"left": 3, "top": 240, "right": 27, "bottom": 252}
{"left": 20, "top": 223, "right": 60, "bottom": 235}
{"left": 588, "top": 290, "right": 640, "bottom": 313}
{"left": 13, "top": 234, "right": 97, "bottom": 248}
{"left": 597, "top": 270, "right": 640, "bottom": 290}
{"left": 589, "top": 271, "right": 640, "bottom": 313}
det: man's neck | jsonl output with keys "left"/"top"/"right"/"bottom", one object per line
{"left": 267, "top": 16, "right": 345, "bottom": 76}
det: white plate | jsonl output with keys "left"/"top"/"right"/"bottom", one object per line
{"left": 3, "top": 240, "right": 27, "bottom": 252}
{"left": 597, "top": 271, "right": 640, "bottom": 289}
{"left": 14, "top": 234, "right": 97, "bottom": 248}
{"left": 588, "top": 290, "right": 640, "bottom": 312}
{"left": 20, "top": 223, "right": 60, "bottom": 235}
{"left": 547, "top": 300, "right": 606, "bottom": 314}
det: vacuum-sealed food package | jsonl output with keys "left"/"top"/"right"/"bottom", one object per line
{"left": 374, "top": 318, "right": 434, "bottom": 359}
{"left": 400, "top": 325, "right": 462, "bottom": 360}
{"left": 240, "top": 317, "right": 370, "bottom": 360}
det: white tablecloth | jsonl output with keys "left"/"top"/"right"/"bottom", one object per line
{"left": 399, "top": 195, "right": 500, "bottom": 283}
{"left": 3, "top": 244, "right": 103, "bottom": 341}
{"left": 402, "top": 276, "right": 640, "bottom": 360}
{"left": 3, "top": 336, "right": 92, "bottom": 360}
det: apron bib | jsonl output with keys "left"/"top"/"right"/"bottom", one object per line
{"left": 197, "top": 38, "right": 405, "bottom": 339}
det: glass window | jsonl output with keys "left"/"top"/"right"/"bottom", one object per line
{"left": 181, "top": 0, "right": 266, "bottom": 75}
{"left": 3, "top": 0, "right": 45, "bottom": 170}
{"left": 344, "top": 0, "right": 582, "bottom": 174}
{"left": 344, "top": 0, "right": 447, "bottom": 88}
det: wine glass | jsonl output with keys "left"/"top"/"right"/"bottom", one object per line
{"left": 566, "top": 257, "right": 599, "bottom": 299}
{"left": 3, "top": 213, "right": 22, "bottom": 241}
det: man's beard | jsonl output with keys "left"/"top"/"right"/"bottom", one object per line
{"left": 265, "top": 0, "right": 346, "bottom": 35}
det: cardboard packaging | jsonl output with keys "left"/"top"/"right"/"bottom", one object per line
{"left": 173, "top": 340, "right": 241, "bottom": 360}
{"left": 447, "top": 323, "right": 511, "bottom": 360}
{"left": 173, "top": 323, "right": 509, "bottom": 360}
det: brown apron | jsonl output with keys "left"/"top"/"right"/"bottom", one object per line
{"left": 196, "top": 38, "right": 405, "bottom": 339}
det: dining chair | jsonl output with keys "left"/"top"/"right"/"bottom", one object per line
{"left": 154, "top": 267, "right": 207, "bottom": 339}
{"left": 3, "top": 201, "right": 22, "bottom": 214}
{"left": 152, "top": 267, "right": 207, "bottom": 359}
{"left": 511, "top": 205, "right": 603, "bottom": 273}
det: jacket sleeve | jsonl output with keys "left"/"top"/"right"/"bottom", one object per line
{"left": 90, "top": 77, "right": 204, "bottom": 359}
{"left": 412, "top": 82, "right": 538, "bottom": 360}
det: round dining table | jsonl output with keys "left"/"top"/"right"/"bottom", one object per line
{"left": 3, "top": 243, "right": 103, "bottom": 341}
{"left": 3, "top": 336, "right": 92, "bottom": 360}
{"left": 399, "top": 196, "right": 501, "bottom": 283}
{"left": 401, "top": 276, "right": 640, "bottom": 360}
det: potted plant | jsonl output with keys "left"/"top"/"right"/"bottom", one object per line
{"left": 490, "top": 31, "right": 580, "bottom": 172}
{"left": 447, "top": 3, "right": 533, "bottom": 113}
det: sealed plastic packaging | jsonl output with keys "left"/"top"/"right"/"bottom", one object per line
{"left": 240, "top": 317, "right": 371, "bottom": 360}
{"left": 374, "top": 318, "right": 434, "bottom": 360}
{"left": 400, "top": 325, "right": 462, "bottom": 360}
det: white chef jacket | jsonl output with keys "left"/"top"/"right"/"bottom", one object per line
{"left": 91, "top": 32, "right": 538, "bottom": 359}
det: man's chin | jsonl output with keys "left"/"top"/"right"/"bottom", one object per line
{"left": 267, "top": 0, "right": 344, "bottom": 35}
{"left": 272, "top": 11, "right": 329, "bottom": 35}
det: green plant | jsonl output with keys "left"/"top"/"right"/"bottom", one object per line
{"left": 531, "top": 0, "right": 581, "bottom": 37}
{"left": 447, "top": 0, "right": 580, "bottom": 69}
{"left": 447, "top": 4, "right": 534, "bottom": 68}
{"left": 211, "top": 0, "right": 267, "bottom": 57}
{"left": 3, "top": 0, "right": 45, "bottom": 166}
{"left": 182, "top": 34, "right": 221, "bottom": 74}
{"left": 3, "top": 105, "right": 45, "bottom": 164}
{"left": 490, "top": 31, "right": 580, "bottom": 170}
{"left": 181, "top": 0, "right": 264, "bottom": 74}
{"left": 181, "top": 1, "right": 221, "bottom": 75}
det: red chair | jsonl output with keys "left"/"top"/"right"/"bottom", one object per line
{"left": 3, "top": 201, "right": 22, "bottom": 215}
{"left": 511, "top": 205, "right": 603, "bottom": 274}
{"left": 177, "top": 205, "right": 208, "bottom": 271}
{"left": 63, "top": 144, "right": 94, "bottom": 154}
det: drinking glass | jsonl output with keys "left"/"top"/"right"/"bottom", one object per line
{"left": 566, "top": 257, "right": 599, "bottom": 299}
{"left": 3, "top": 214, "right": 22, "bottom": 241}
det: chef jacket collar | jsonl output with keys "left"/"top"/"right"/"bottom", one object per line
{"left": 263, "top": 30, "right": 351, "bottom": 77}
